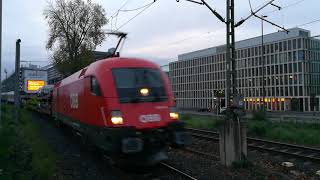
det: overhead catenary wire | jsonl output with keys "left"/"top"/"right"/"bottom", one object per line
{"left": 115, "top": 0, "right": 156, "bottom": 31}
{"left": 295, "top": 18, "right": 320, "bottom": 27}
{"left": 119, "top": 1, "right": 156, "bottom": 12}
{"left": 168, "top": 28, "right": 225, "bottom": 46}
{"left": 263, "top": 0, "right": 307, "bottom": 15}
{"left": 105, "top": 0, "right": 157, "bottom": 56}
{"left": 109, "top": 0, "right": 156, "bottom": 31}
{"left": 109, "top": 0, "right": 131, "bottom": 31}
{"left": 168, "top": 17, "right": 320, "bottom": 47}
{"left": 110, "top": 0, "right": 131, "bottom": 17}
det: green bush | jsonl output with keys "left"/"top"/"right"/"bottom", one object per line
{"left": 247, "top": 120, "right": 320, "bottom": 147}
{"left": 182, "top": 115, "right": 218, "bottom": 130}
{"left": 248, "top": 124, "right": 267, "bottom": 136}
{"left": 25, "top": 97, "right": 40, "bottom": 110}
{"left": 252, "top": 110, "right": 266, "bottom": 121}
{"left": 182, "top": 114, "right": 191, "bottom": 120}
{"left": 0, "top": 105, "right": 58, "bottom": 179}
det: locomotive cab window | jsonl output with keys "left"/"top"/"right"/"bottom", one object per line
{"left": 112, "top": 68, "right": 168, "bottom": 103}
{"left": 90, "top": 77, "right": 101, "bottom": 96}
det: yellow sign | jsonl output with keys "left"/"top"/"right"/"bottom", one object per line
{"left": 27, "top": 80, "right": 45, "bottom": 91}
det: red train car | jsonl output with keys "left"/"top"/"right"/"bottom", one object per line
{"left": 52, "top": 57, "right": 191, "bottom": 166}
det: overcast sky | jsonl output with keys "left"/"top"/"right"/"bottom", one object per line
{"left": 1, "top": 0, "right": 320, "bottom": 79}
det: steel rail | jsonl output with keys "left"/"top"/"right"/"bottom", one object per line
{"left": 161, "top": 162, "right": 198, "bottom": 180}
{"left": 182, "top": 148, "right": 220, "bottom": 159}
{"left": 187, "top": 128, "right": 320, "bottom": 161}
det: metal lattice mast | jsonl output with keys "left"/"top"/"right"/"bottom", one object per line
{"left": 175, "top": 0, "right": 288, "bottom": 166}
{"left": 226, "top": 0, "right": 236, "bottom": 110}
{"left": 0, "top": 0, "right": 2, "bottom": 129}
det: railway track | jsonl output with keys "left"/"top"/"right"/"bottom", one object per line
{"left": 181, "top": 147, "right": 220, "bottom": 159}
{"left": 187, "top": 128, "right": 320, "bottom": 162}
{"left": 160, "top": 162, "right": 198, "bottom": 180}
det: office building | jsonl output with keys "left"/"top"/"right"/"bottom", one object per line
{"left": 169, "top": 28, "right": 320, "bottom": 112}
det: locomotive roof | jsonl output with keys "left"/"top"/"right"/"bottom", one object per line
{"left": 55, "top": 57, "right": 161, "bottom": 88}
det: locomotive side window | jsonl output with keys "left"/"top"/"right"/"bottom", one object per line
{"left": 90, "top": 77, "right": 101, "bottom": 96}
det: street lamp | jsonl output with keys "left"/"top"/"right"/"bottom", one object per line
{"left": 261, "top": 15, "right": 268, "bottom": 111}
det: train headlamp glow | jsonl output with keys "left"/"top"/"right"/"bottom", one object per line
{"left": 169, "top": 107, "right": 179, "bottom": 120}
{"left": 111, "top": 111, "right": 123, "bottom": 125}
{"left": 170, "top": 112, "right": 179, "bottom": 120}
{"left": 111, "top": 117, "right": 123, "bottom": 125}
{"left": 140, "top": 88, "right": 149, "bottom": 96}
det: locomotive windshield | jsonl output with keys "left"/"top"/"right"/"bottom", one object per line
{"left": 112, "top": 68, "right": 168, "bottom": 103}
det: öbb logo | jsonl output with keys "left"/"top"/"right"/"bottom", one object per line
{"left": 139, "top": 114, "right": 161, "bottom": 123}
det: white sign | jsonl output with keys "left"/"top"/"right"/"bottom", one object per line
{"left": 70, "top": 93, "right": 79, "bottom": 109}
{"left": 139, "top": 114, "right": 161, "bottom": 123}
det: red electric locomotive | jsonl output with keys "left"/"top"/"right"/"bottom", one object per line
{"left": 52, "top": 57, "right": 191, "bottom": 166}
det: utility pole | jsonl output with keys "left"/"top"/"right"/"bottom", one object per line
{"left": 176, "top": 0, "right": 287, "bottom": 166}
{"left": 261, "top": 15, "right": 267, "bottom": 111}
{"left": 219, "top": 0, "right": 247, "bottom": 166}
{"left": 225, "top": 0, "right": 236, "bottom": 109}
{"left": 0, "top": 0, "right": 2, "bottom": 129}
{"left": 15, "top": 39, "right": 21, "bottom": 121}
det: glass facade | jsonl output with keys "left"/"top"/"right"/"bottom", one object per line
{"left": 169, "top": 33, "right": 320, "bottom": 112}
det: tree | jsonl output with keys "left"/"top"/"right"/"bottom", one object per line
{"left": 44, "top": 0, "right": 108, "bottom": 76}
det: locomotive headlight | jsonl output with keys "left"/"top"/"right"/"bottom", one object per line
{"left": 140, "top": 88, "right": 149, "bottom": 96}
{"left": 111, "top": 111, "right": 124, "bottom": 125}
{"left": 111, "top": 117, "right": 123, "bottom": 125}
{"left": 170, "top": 112, "right": 179, "bottom": 120}
{"left": 169, "top": 107, "right": 179, "bottom": 120}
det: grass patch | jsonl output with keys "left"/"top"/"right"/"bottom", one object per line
{"left": 0, "top": 105, "right": 58, "bottom": 179}
{"left": 181, "top": 114, "right": 220, "bottom": 130}
{"left": 248, "top": 120, "right": 320, "bottom": 147}
{"left": 183, "top": 113, "right": 320, "bottom": 147}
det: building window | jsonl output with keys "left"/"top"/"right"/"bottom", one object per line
{"left": 289, "top": 63, "right": 292, "bottom": 73}
{"left": 299, "top": 74, "right": 303, "bottom": 84}
{"left": 292, "top": 51, "right": 297, "bottom": 61}
{"left": 298, "top": 50, "right": 305, "bottom": 60}
{"left": 293, "top": 63, "right": 297, "bottom": 72}
{"left": 275, "top": 54, "right": 278, "bottom": 64}
{"left": 288, "top": 52, "right": 292, "bottom": 62}
{"left": 294, "top": 74, "right": 298, "bottom": 84}
{"left": 284, "top": 75, "right": 288, "bottom": 85}
{"left": 289, "top": 75, "right": 293, "bottom": 85}
{"left": 299, "top": 86, "right": 303, "bottom": 96}
{"left": 298, "top": 38, "right": 302, "bottom": 49}
{"left": 294, "top": 86, "right": 298, "bottom": 96}
{"left": 284, "top": 64, "right": 288, "bottom": 74}
{"left": 288, "top": 40, "right": 292, "bottom": 50}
